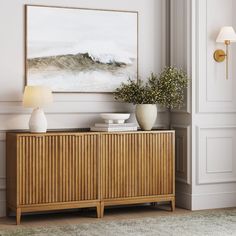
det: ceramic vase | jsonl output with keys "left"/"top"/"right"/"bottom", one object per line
{"left": 135, "top": 104, "right": 157, "bottom": 131}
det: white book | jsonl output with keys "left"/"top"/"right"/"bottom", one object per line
{"left": 90, "top": 126, "right": 138, "bottom": 132}
{"left": 95, "top": 123, "right": 137, "bottom": 128}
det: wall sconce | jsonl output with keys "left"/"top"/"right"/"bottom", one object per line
{"left": 213, "top": 26, "right": 236, "bottom": 80}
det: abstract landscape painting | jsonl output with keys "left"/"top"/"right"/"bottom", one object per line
{"left": 26, "top": 5, "right": 138, "bottom": 92}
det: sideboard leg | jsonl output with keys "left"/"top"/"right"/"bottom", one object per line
{"left": 96, "top": 204, "right": 101, "bottom": 218}
{"left": 100, "top": 202, "right": 104, "bottom": 218}
{"left": 171, "top": 199, "right": 175, "bottom": 211}
{"left": 16, "top": 208, "right": 21, "bottom": 225}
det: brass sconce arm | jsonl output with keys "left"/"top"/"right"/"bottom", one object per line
{"left": 213, "top": 40, "right": 230, "bottom": 80}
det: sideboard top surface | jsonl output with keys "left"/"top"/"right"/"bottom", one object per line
{"left": 6, "top": 129, "right": 175, "bottom": 137}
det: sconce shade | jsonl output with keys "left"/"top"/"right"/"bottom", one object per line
{"left": 23, "top": 86, "right": 53, "bottom": 108}
{"left": 216, "top": 26, "right": 236, "bottom": 43}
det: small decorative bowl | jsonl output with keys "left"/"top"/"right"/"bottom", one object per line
{"left": 100, "top": 113, "right": 130, "bottom": 124}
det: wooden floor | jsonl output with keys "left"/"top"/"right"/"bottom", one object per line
{"left": 0, "top": 204, "right": 190, "bottom": 230}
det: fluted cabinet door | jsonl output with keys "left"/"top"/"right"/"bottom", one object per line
{"left": 17, "top": 134, "right": 98, "bottom": 205}
{"left": 100, "top": 132, "right": 174, "bottom": 199}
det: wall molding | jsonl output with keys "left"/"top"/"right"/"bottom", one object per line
{"left": 191, "top": 191, "right": 236, "bottom": 210}
{"left": 176, "top": 191, "right": 191, "bottom": 210}
{"left": 0, "top": 101, "right": 169, "bottom": 115}
{"left": 172, "top": 124, "right": 191, "bottom": 184}
{"left": 170, "top": 0, "right": 191, "bottom": 114}
{"left": 0, "top": 132, "right": 5, "bottom": 141}
{"left": 196, "top": 0, "right": 236, "bottom": 113}
{"left": 196, "top": 126, "right": 236, "bottom": 185}
{"left": 0, "top": 200, "right": 6, "bottom": 217}
{"left": 0, "top": 101, "right": 133, "bottom": 114}
{"left": 0, "top": 177, "right": 5, "bottom": 190}
{"left": 0, "top": 134, "right": 6, "bottom": 192}
{"left": 177, "top": 190, "right": 236, "bottom": 210}
{"left": 206, "top": 136, "right": 233, "bottom": 174}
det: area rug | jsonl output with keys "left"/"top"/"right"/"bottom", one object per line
{"left": 1, "top": 209, "right": 236, "bottom": 236}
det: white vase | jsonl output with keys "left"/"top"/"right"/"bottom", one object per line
{"left": 135, "top": 104, "right": 157, "bottom": 131}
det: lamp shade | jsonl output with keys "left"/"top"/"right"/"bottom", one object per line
{"left": 216, "top": 26, "right": 236, "bottom": 43}
{"left": 23, "top": 86, "right": 53, "bottom": 108}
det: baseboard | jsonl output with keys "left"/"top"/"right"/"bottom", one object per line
{"left": 176, "top": 191, "right": 191, "bottom": 210}
{"left": 191, "top": 191, "right": 236, "bottom": 210}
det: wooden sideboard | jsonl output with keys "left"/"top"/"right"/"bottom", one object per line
{"left": 6, "top": 130, "right": 175, "bottom": 224}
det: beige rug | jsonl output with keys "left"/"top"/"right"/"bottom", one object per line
{"left": 0, "top": 208, "right": 236, "bottom": 236}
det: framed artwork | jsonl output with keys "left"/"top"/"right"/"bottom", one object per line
{"left": 25, "top": 5, "right": 138, "bottom": 93}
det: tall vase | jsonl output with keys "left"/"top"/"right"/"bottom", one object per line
{"left": 135, "top": 104, "right": 157, "bottom": 131}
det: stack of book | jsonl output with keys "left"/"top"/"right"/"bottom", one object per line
{"left": 90, "top": 122, "right": 138, "bottom": 132}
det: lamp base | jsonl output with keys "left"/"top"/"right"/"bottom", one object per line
{"left": 29, "top": 108, "right": 47, "bottom": 133}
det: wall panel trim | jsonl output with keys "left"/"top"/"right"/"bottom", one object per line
{"left": 172, "top": 124, "right": 191, "bottom": 184}
{"left": 196, "top": 125, "right": 236, "bottom": 185}
{"left": 196, "top": 0, "right": 236, "bottom": 113}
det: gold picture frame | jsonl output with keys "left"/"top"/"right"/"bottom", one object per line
{"left": 25, "top": 4, "right": 139, "bottom": 93}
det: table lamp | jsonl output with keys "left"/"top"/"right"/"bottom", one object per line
{"left": 23, "top": 86, "right": 53, "bottom": 133}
